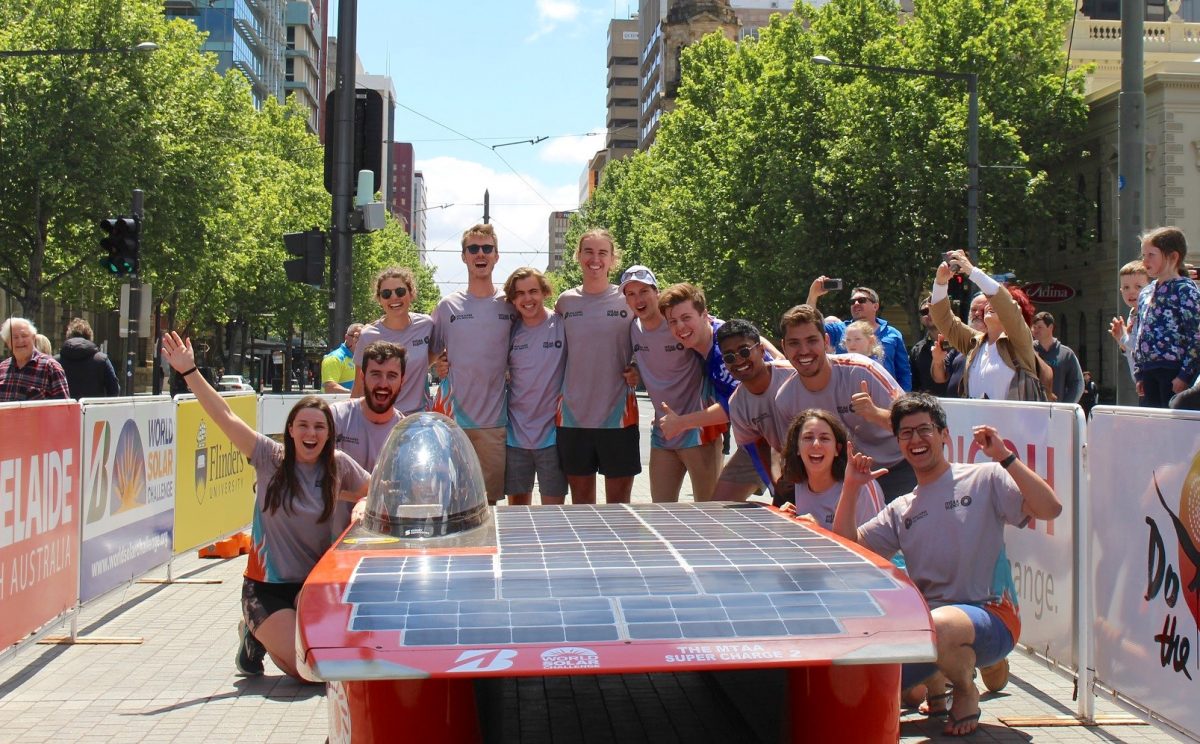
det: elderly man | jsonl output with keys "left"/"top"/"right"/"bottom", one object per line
{"left": 322, "top": 323, "right": 363, "bottom": 394}
{"left": 0, "top": 317, "right": 69, "bottom": 401}
{"left": 807, "top": 279, "right": 912, "bottom": 391}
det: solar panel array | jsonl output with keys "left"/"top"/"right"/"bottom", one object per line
{"left": 344, "top": 503, "right": 896, "bottom": 646}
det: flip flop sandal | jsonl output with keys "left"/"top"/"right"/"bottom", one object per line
{"left": 944, "top": 711, "right": 981, "bottom": 737}
{"left": 918, "top": 691, "right": 952, "bottom": 717}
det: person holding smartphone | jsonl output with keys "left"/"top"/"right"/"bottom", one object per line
{"left": 807, "top": 277, "right": 912, "bottom": 391}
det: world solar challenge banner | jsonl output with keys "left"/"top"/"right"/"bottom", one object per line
{"left": 1090, "top": 406, "right": 1200, "bottom": 737}
{"left": 0, "top": 400, "right": 81, "bottom": 650}
{"left": 172, "top": 393, "right": 257, "bottom": 553}
{"left": 78, "top": 397, "right": 175, "bottom": 602}
{"left": 941, "top": 399, "right": 1081, "bottom": 670}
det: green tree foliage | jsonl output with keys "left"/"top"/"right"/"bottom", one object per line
{"left": 576, "top": 0, "right": 1088, "bottom": 336}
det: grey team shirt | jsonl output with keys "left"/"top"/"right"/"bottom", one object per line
{"left": 330, "top": 399, "right": 401, "bottom": 472}
{"left": 631, "top": 318, "right": 707, "bottom": 449}
{"left": 507, "top": 313, "right": 567, "bottom": 450}
{"left": 858, "top": 462, "right": 1027, "bottom": 608}
{"left": 247, "top": 432, "right": 369, "bottom": 584}
{"left": 794, "top": 481, "right": 884, "bottom": 529}
{"left": 353, "top": 314, "right": 434, "bottom": 415}
{"left": 555, "top": 285, "right": 636, "bottom": 429}
{"left": 729, "top": 361, "right": 796, "bottom": 454}
{"left": 431, "top": 290, "right": 516, "bottom": 429}
{"left": 774, "top": 354, "right": 903, "bottom": 466}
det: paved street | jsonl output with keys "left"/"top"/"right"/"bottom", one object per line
{"left": 0, "top": 397, "right": 1182, "bottom": 743}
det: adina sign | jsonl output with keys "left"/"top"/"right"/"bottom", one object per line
{"left": 1023, "top": 282, "right": 1076, "bottom": 303}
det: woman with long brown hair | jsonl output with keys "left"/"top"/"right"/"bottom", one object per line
{"left": 779, "top": 408, "right": 884, "bottom": 528}
{"left": 162, "top": 331, "right": 369, "bottom": 680}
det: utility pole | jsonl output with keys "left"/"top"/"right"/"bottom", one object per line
{"left": 126, "top": 189, "right": 143, "bottom": 396}
{"left": 1117, "top": 0, "right": 1145, "bottom": 406}
{"left": 483, "top": 189, "right": 490, "bottom": 224}
{"left": 329, "top": 0, "right": 358, "bottom": 349}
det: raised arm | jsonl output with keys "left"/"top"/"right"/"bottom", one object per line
{"left": 929, "top": 261, "right": 978, "bottom": 355}
{"left": 162, "top": 332, "right": 259, "bottom": 459}
{"left": 973, "top": 425, "right": 1060, "bottom": 521}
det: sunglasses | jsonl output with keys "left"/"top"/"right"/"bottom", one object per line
{"left": 378, "top": 286, "right": 408, "bottom": 300}
{"left": 623, "top": 269, "right": 654, "bottom": 284}
{"left": 465, "top": 244, "right": 495, "bottom": 255}
{"left": 850, "top": 297, "right": 875, "bottom": 305}
{"left": 720, "top": 343, "right": 760, "bottom": 365}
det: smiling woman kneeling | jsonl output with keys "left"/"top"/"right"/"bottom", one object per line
{"left": 162, "top": 331, "right": 369, "bottom": 679}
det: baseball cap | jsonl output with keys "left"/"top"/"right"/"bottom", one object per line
{"left": 619, "top": 265, "right": 658, "bottom": 292}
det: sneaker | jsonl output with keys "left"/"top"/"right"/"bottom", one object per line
{"left": 235, "top": 620, "right": 266, "bottom": 676}
{"left": 980, "top": 658, "right": 1009, "bottom": 692}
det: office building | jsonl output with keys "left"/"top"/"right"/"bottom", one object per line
{"left": 284, "top": 0, "right": 325, "bottom": 134}
{"left": 412, "top": 172, "right": 428, "bottom": 260}
{"left": 548, "top": 211, "right": 572, "bottom": 273}
{"left": 607, "top": 19, "right": 640, "bottom": 162}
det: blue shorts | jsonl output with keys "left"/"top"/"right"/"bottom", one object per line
{"left": 901, "top": 603, "right": 1015, "bottom": 690}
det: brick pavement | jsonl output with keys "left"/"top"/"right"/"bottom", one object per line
{"left": 0, "top": 396, "right": 1182, "bottom": 742}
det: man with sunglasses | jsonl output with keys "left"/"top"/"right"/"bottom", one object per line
{"left": 910, "top": 297, "right": 951, "bottom": 396}
{"left": 431, "top": 224, "right": 517, "bottom": 504}
{"left": 833, "top": 393, "right": 1060, "bottom": 736}
{"left": 807, "top": 279, "right": 912, "bottom": 391}
{"left": 721, "top": 319, "right": 796, "bottom": 496}
{"left": 353, "top": 266, "right": 435, "bottom": 415}
{"left": 622, "top": 265, "right": 721, "bottom": 502}
{"left": 322, "top": 323, "right": 363, "bottom": 394}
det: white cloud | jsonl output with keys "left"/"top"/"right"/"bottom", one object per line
{"left": 538, "top": 129, "right": 608, "bottom": 166}
{"left": 414, "top": 156, "right": 580, "bottom": 296}
{"left": 527, "top": 0, "right": 583, "bottom": 41}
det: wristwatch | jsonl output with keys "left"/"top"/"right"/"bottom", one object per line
{"left": 999, "top": 452, "right": 1018, "bottom": 470}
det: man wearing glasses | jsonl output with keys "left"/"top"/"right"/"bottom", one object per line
{"left": 807, "top": 280, "right": 912, "bottom": 391}
{"left": 322, "top": 323, "right": 363, "bottom": 394}
{"left": 774, "top": 303, "right": 915, "bottom": 503}
{"left": 833, "top": 393, "right": 1060, "bottom": 736}
{"left": 720, "top": 319, "right": 795, "bottom": 495}
{"left": 431, "top": 223, "right": 517, "bottom": 504}
{"left": 909, "top": 297, "right": 950, "bottom": 396}
{"left": 622, "top": 265, "right": 721, "bottom": 502}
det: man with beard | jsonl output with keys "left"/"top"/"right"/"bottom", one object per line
{"left": 330, "top": 341, "right": 405, "bottom": 473}
{"left": 774, "top": 304, "right": 915, "bottom": 503}
{"left": 909, "top": 298, "right": 949, "bottom": 396}
{"left": 833, "top": 393, "right": 1060, "bottom": 736}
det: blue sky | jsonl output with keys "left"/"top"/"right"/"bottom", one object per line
{"left": 348, "top": 1, "right": 631, "bottom": 293}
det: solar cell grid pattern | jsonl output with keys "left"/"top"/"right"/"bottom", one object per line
{"left": 345, "top": 503, "right": 897, "bottom": 646}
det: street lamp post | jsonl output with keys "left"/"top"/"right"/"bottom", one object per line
{"left": 812, "top": 55, "right": 979, "bottom": 264}
{"left": 0, "top": 42, "right": 158, "bottom": 58}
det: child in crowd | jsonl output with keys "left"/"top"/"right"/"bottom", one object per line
{"left": 1130, "top": 227, "right": 1200, "bottom": 408}
{"left": 843, "top": 320, "right": 885, "bottom": 363}
{"left": 1109, "top": 260, "right": 1149, "bottom": 394}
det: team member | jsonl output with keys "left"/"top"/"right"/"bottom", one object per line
{"left": 504, "top": 267, "right": 568, "bottom": 505}
{"left": 622, "top": 265, "right": 722, "bottom": 502}
{"left": 161, "top": 331, "right": 369, "bottom": 680}
{"left": 833, "top": 393, "right": 1060, "bottom": 736}
{"left": 332, "top": 341, "right": 406, "bottom": 472}
{"left": 321, "top": 323, "right": 362, "bottom": 394}
{"left": 720, "top": 319, "right": 794, "bottom": 493}
{"left": 656, "top": 284, "right": 780, "bottom": 500}
{"left": 431, "top": 224, "right": 516, "bottom": 503}
{"left": 352, "top": 267, "right": 434, "bottom": 415}
{"left": 555, "top": 229, "right": 638, "bottom": 503}
{"left": 774, "top": 303, "right": 914, "bottom": 503}
{"left": 779, "top": 408, "right": 883, "bottom": 527}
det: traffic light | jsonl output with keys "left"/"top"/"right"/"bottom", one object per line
{"left": 283, "top": 230, "right": 325, "bottom": 286}
{"left": 98, "top": 216, "right": 140, "bottom": 276}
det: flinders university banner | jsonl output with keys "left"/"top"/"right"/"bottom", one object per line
{"left": 0, "top": 401, "right": 81, "bottom": 650}
{"left": 78, "top": 397, "right": 175, "bottom": 602}
{"left": 172, "top": 393, "right": 257, "bottom": 553}
{"left": 1090, "top": 406, "right": 1200, "bottom": 736}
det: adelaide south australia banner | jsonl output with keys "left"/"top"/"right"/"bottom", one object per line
{"left": 79, "top": 398, "right": 176, "bottom": 603}
{"left": 0, "top": 401, "right": 81, "bottom": 649}
{"left": 1090, "top": 407, "right": 1200, "bottom": 735}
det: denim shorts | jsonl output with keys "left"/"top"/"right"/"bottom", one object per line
{"left": 901, "top": 603, "right": 1015, "bottom": 690}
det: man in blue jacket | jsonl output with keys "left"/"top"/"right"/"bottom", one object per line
{"left": 807, "top": 278, "right": 912, "bottom": 391}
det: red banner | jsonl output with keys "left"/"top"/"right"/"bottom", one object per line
{"left": 0, "top": 401, "right": 81, "bottom": 650}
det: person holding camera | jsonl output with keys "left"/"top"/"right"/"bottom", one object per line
{"left": 929, "top": 251, "right": 1046, "bottom": 401}
{"left": 808, "top": 277, "right": 912, "bottom": 391}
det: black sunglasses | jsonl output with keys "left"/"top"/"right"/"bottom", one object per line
{"left": 720, "top": 343, "right": 760, "bottom": 365}
{"left": 378, "top": 286, "right": 408, "bottom": 300}
{"left": 850, "top": 297, "right": 874, "bottom": 305}
{"left": 465, "top": 244, "right": 495, "bottom": 255}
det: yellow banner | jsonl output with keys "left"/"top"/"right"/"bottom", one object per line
{"left": 172, "top": 394, "right": 258, "bottom": 553}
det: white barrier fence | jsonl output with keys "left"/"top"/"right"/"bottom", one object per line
{"left": 257, "top": 393, "right": 348, "bottom": 438}
{"left": 1089, "top": 406, "right": 1200, "bottom": 739}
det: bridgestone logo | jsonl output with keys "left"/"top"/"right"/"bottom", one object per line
{"left": 541, "top": 646, "right": 599, "bottom": 670}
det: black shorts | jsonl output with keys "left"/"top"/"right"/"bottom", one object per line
{"left": 241, "top": 577, "right": 303, "bottom": 631}
{"left": 557, "top": 425, "right": 641, "bottom": 478}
